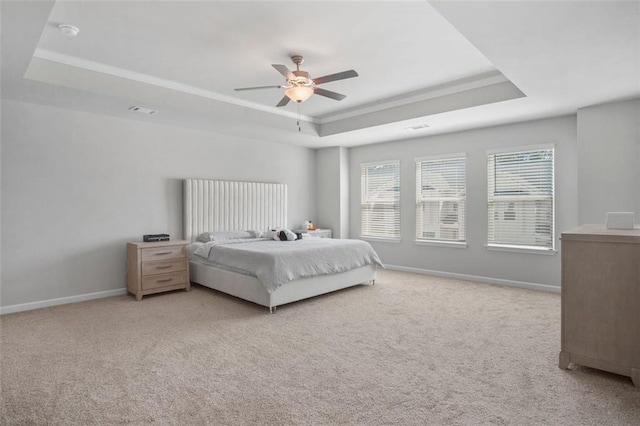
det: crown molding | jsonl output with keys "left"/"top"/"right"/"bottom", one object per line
{"left": 32, "top": 48, "right": 317, "bottom": 123}
{"left": 316, "top": 71, "right": 508, "bottom": 124}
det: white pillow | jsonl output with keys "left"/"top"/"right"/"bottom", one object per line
{"left": 246, "top": 230, "right": 267, "bottom": 238}
{"left": 196, "top": 230, "right": 253, "bottom": 243}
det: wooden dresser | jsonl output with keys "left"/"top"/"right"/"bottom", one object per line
{"left": 127, "top": 240, "right": 190, "bottom": 300}
{"left": 559, "top": 225, "right": 639, "bottom": 387}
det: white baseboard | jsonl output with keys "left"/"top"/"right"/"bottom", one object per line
{"left": 384, "top": 264, "right": 561, "bottom": 293}
{"left": 0, "top": 288, "right": 128, "bottom": 315}
{"left": 1, "top": 267, "right": 558, "bottom": 314}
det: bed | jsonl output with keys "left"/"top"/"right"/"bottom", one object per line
{"left": 183, "top": 179, "right": 382, "bottom": 312}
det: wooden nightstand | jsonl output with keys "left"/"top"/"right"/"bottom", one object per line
{"left": 126, "top": 240, "right": 190, "bottom": 300}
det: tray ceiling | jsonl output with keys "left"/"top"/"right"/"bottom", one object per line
{"left": 2, "top": 1, "right": 638, "bottom": 148}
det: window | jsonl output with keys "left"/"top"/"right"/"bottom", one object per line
{"left": 361, "top": 161, "right": 400, "bottom": 240}
{"left": 487, "top": 147, "right": 554, "bottom": 251}
{"left": 415, "top": 155, "right": 466, "bottom": 243}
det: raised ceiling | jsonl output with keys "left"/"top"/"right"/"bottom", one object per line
{"left": 2, "top": 1, "right": 639, "bottom": 148}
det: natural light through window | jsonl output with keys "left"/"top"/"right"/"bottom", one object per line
{"left": 487, "top": 146, "right": 555, "bottom": 251}
{"left": 361, "top": 161, "right": 400, "bottom": 240}
{"left": 415, "top": 155, "right": 466, "bottom": 244}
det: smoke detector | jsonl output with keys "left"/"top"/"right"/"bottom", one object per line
{"left": 58, "top": 24, "right": 80, "bottom": 37}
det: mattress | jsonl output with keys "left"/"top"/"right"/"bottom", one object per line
{"left": 191, "top": 238, "right": 383, "bottom": 292}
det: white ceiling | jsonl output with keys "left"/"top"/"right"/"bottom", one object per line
{"left": 2, "top": 1, "right": 639, "bottom": 148}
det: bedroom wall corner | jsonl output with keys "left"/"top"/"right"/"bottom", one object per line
{"left": 0, "top": 97, "right": 3, "bottom": 308}
{"left": 316, "top": 147, "right": 349, "bottom": 238}
{"left": 577, "top": 99, "right": 640, "bottom": 225}
{"left": 339, "top": 147, "right": 350, "bottom": 238}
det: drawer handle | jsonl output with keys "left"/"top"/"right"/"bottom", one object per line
{"left": 154, "top": 251, "right": 172, "bottom": 256}
{"left": 157, "top": 278, "right": 173, "bottom": 283}
{"left": 156, "top": 265, "right": 172, "bottom": 270}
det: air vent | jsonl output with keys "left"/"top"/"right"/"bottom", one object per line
{"left": 128, "top": 106, "right": 158, "bottom": 115}
{"left": 405, "top": 124, "right": 430, "bottom": 131}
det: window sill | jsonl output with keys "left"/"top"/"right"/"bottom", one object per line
{"left": 360, "top": 236, "right": 401, "bottom": 244}
{"left": 486, "top": 244, "right": 557, "bottom": 256}
{"left": 415, "top": 240, "right": 467, "bottom": 249}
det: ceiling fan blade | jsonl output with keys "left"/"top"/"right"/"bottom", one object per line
{"left": 313, "top": 87, "right": 347, "bottom": 101}
{"left": 272, "top": 64, "right": 294, "bottom": 80}
{"left": 276, "top": 96, "right": 290, "bottom": 107}
{"left": 313, "top": 69, "right": 358, "bottom": 85}
{"left": 234, "top": 85, "right": 283, "bottom": 91}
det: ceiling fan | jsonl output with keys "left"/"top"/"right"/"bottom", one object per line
{"left": 234, "top": 55, "right": 358, "bottom": 107}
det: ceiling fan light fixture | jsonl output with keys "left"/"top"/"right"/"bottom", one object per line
{"left": 285, "top": 86, "right": 314, "bottom": 103}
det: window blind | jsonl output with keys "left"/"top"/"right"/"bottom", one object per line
{"left": 415, "top": 155, "right": 466, "bottom": 242}
{"left": 361, "top": 161, "right": 400, "bottom": 239}
{"left": 487, "top": 148, "right": 554, "bottom": 250}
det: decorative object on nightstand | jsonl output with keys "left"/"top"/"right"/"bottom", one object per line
{"left": 559, "top": 225, "right": 639, "bottom": 388}
{"left": 126, "top": 240, "right": 190, "bottom": 300}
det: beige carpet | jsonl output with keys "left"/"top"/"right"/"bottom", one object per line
{"left": 1, "top": 269, "right": 638, "bottom": 425}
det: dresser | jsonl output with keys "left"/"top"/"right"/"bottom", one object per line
{"left": 559, "top": 225, "right": 639, "bottom": 387}
{"left": 127, "top": 240, "right": 190, "bottom": 300}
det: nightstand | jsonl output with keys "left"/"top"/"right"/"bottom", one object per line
{"left": 297, "top": 229, "right": 332, "bottom": 238}
{"left": 126, "top": 240, "right": 190, "bottom": 300}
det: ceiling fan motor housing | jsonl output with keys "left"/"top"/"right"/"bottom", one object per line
{"left": 291, "top": 70, "right": 312, "bottom": 87}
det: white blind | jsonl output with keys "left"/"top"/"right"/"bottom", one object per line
{"left": 487, "top": 148, "right": 554, "bottom": 250}
{"left": 415, "top": 156, "right": 466, "bottom": 242}
{"left": 361, "top": 161, "right": 400, "bottom": 239}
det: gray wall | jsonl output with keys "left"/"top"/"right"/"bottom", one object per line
{"left": 577, "top": 99, "right": 640, "bottom": 224}
{"left": 339, "top": 147, "right": 350, "bottom": 239}
{"left": 348, "top": 116, "right": 579, "bottom": 288}
{"left": 315, "top": 148, "right": 340, "bottom": 233}
{"left": 1, "top": 100, "right": 317, "bottom": 307}
{"left": 4, "top": 97, "right": 637, "bottom": 308}
{"left": 316, "top": 147, "right": 349, "bottom": 238}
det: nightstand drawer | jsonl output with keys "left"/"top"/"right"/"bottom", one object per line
{"left": 141, "top": 258, "right": 186, "bottom": 276}
{"left": 141, "top": 245, "right": 185, "bottom": 261}
{"left": 142, "top": 271, "right": 188, "bottom": 290}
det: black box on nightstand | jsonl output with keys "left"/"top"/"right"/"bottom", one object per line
{"left": 143, "top": 234, "right": 170, "bottom": 242}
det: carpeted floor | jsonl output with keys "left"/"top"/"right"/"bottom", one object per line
{"left": 1, "top": 269, "right": 639, "bottom": 425}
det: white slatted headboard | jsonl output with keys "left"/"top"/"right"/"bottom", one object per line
{"left": 183, "top": 179, "right": 288, "bottom": 242}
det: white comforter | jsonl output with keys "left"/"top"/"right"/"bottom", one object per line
{"left": 193, "top": 238, "right": 383, "bottom": 292}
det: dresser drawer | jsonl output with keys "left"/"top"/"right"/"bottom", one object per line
{"left": 142, "top": 258, "right": 186, "bottom": 276}
{"left": 141, "top": 245, "right": 185, "bottom": 261}
{"left": 142, "top": 271, "right": 188, "bottom": 290}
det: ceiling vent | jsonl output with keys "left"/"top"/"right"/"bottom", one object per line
{"left": 128, "top": 106, "right": 158, "bottom": 115}
{"left": 58, "top": 24, "right": 79, "bottom": 37}
{"left": 405, "top": 123, "right": 430, "bottom": 130}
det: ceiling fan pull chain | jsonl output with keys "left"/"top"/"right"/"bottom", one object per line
{"left": 297, "top": 103, "right": 301, "bottom": 132}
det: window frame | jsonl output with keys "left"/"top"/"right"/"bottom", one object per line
{"left": 360, "top": 160, "right": 401, "bottom": 242}
{"left": 486, "top": 144, "right": 556, "bottom": 254}
{"left": 414, "top": 153, "right": 467, "bottom": 247}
